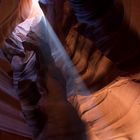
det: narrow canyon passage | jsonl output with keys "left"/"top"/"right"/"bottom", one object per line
{"left": 0, "top": 0, "right": 140, "bottom": 140}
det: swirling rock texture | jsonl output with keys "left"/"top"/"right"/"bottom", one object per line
{"left": 0, "top": 0, "right": 33, "bottom": 48}
{"left": 0, "top": 0, "right": 140, "bottom": 140}
{"left": 64, "top": 1, "right": 140, "bottom": 140}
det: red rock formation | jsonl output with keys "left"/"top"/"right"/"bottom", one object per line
{"left": 0, "top": 0, "right": 140, "bottom": 140}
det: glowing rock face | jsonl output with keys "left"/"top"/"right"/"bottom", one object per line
{"left": 0, "top": 0, "right": 32, "bottom": 48}
{"left": 69, "top": 75, "right": 140, "bottom": 140}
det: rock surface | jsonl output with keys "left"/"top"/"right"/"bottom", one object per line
{"left": 0, "top": 0, "right": 140, "bottom": 140}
